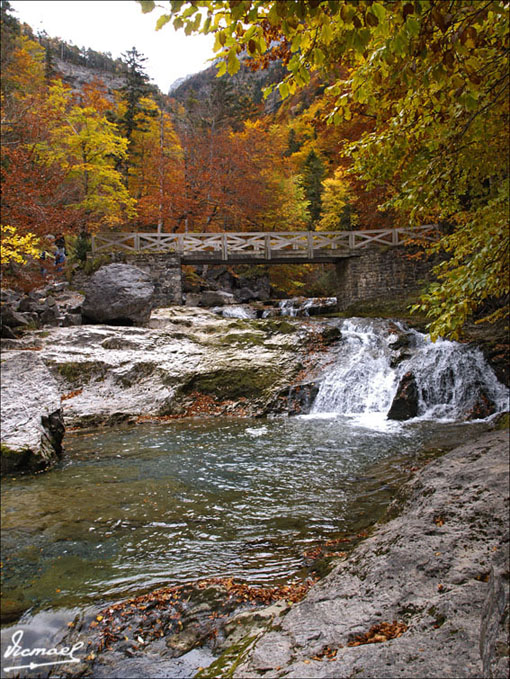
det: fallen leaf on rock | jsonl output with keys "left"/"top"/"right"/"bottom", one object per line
{"left": 312, "top": 646, "right": 338, "bottom": 661}
{"left": 347, "top": 621, "right": 408, "bottom": 647}
{"left": 61, "top": 389, "right": 83, "bottom": 401}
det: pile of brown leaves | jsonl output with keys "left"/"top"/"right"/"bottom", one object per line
{"left": 196, "top": 576, "right": 317, "bottom": 605}
{"left": 311, "top": 645, "right": 339, "bottom": 661}
{"left": 136, "top": 392, "right": 250, "bottom": 422}
{"left": 347, "top": 620, "right": 408, "bottom": 647}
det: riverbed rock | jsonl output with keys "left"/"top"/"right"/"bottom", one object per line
{"left": 1, "top": 305, "right": 33, "bottom": 328}
{"left": 199, "top": 290, "right": 235, "bottom": 306}
{"left": 271, "top": 380, "right": 320, "bottom": 415}
{"left": 465, "top": 389, "right": 497, "bottom": 421}
{"left": 81, "top": 263, "right": 155, "bottom": 326}
{"left": 0, "top": 308, "right": 308, "bottom": 430}
{"left": 387, "top": 371, "right": 419, "bottom": 420}
{"left": 0, "top": 352, "right": 64, "bottom": 475}
{"left": 231, "top": 430, "right": 510, "bottom": 678}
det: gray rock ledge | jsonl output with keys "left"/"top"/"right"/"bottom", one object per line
{"left": 1, "top": 352, "right": 64, "bottom": 474}
{"left": 229, "top": 430, "right": 509, "bottom": 679}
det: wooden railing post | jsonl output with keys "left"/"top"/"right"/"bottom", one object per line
{"left": 134, "top": 233, "right": 140, "bottom": 251}
{"left": 349, "top": 232, "right": 355, "bottom": 249}
{"left": 392, "top": 229, "right": 399, "bottom": 245}
{"left": 264, "top": 233, "right": 271, "bottom": 260}
{"left": 222, "top": 233, "right": 228, "bottom": 260}
{"left": 91, "top": 235, "right": 96, "bottom": 254}
{"left": 177, "top": 234, "right": 184, "bottom": 255}
{"left": 307, "top": 231, "right": 314, "bottom": 258}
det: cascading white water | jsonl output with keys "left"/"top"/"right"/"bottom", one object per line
{"left": 262, "top": 297, "right": 338, "bottom": 318}
{"left": 212, "top": 305, "right": 256, "bottom": 319}
{"left": 311, "top": 318, "right": 509, "bottom": 422}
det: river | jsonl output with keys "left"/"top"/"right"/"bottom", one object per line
{"left": 1, "top": 317, "right": 507, "bottom": 674}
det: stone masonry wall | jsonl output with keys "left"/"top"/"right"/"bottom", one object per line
{"left": 335, "top": 246, "right": 435, "bottom": 309}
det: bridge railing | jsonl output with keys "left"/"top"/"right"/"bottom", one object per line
{"left": 91, "top": 226, "right": 439, "bottom": 259}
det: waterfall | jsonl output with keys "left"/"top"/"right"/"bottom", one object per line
{"left": 263, "top": 297, "right": 338, "bottom": 318}
{"left": 310, "top": 319, "right": 509, "bottom": 422}
{"left": 212, "top": 305, "right": 256, "bottom": 319}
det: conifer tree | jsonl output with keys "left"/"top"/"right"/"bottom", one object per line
{"left": 301, "top": 150, "right": 326, "bottom": 228}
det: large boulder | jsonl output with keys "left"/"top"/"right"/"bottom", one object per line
{"left": 1, "top": 353, "right": 64, "bottom": 475}
{"left": 82, "top": 263, "right": 155, "bottom": 325}
{"left": 387, "top": 371, "right": 419, "bottom": 420}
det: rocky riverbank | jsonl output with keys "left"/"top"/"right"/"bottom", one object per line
{"left": 208, "top": 429, "right": 509, "bottom": 679}
{"left": 37, "top": 428, "right": 509, "bottom": 679}
{"left": 0, "top": 306, "right": 338, "bottom": 474}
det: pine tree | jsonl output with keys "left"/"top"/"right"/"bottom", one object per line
{"left": 301, "top": 150, "right": 326, "bottom": 229}
{"left": 118, "top": 47, "right": 156, "bottom": 139}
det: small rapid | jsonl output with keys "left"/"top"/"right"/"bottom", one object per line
{"left": 311, "top": 318, "right": 509, "bottom": 422}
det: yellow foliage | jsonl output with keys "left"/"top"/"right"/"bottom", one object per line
{"left": 318, "top": 167, "right": 357, "bottom": 231}
{"left": 0, "top": 225, "right": 41, "bottom": 265}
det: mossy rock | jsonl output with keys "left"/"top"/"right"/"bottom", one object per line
{"left": 260, "top": 319, "right": 298, "bottom": 334}
{"left": 196, "top": 633, "right": 260, "bottom": 679}
{"left": 55, "top": 360, "right": 106, "bottom": 385}
{"left": 494, "top": 412, "right": 510, "bottom": 430}
{"left": 1, "top": 443, "right": 39, "bottom": 476}
{"left": 215, "top": 332, "right": 266, "bottom": 347}
{"left": 183, "top": 366, "right": 278, "bottom": 400}
{"left": 336, "top": 291, "right": 429, "bottom": 328}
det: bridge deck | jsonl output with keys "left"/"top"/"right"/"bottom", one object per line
{"left": 91, "top": 227, "right": 438, "bottom": 264}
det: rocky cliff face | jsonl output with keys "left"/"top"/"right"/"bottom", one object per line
{"left": 54, "top": 58, "right": 126, "bottom": 96}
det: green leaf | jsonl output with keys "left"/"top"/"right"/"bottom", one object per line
{"left": 156, "top": 14, "right": 171, "bottom": 31}
{"left": 371, "top": 3, "right": 386, "bottom": 22}
{"left": 405, "top": 16, "right": 420, "bottom": 37}
{"left": 278, "top": 81, "right": 290, "bottom": 99}
{"left": 227, "top": 49, "right": 240, "bottom": 75}
{"left": 138, "top": 1, "right": 155, "bottom": 14}
{"left": 216, "top": 60, "right": 227, "bottom": 77}
{"left": 312, "top": 47, "right": 325, "bottom": 67}
{"left": 321, "top": 22, "right": 333, "bottom": 44}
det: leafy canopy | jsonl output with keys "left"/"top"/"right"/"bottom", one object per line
{"left": 141, "top": 0, "right": 509, "bottom": 339}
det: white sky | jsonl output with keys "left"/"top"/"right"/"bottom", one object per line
{"left": 9, "top": 0, "right": 215, "bottom": 93}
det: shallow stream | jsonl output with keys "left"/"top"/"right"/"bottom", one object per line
{"left": 1, "top": 415, "right": 490, "bottom": 627}
{"left": 1, "top": 316, "right": 507, "bottom": 671}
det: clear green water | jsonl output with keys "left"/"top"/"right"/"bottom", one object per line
{"left": 1, "top": 416, "right": 488, "bottom": 622}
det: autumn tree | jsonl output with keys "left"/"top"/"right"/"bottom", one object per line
{"left": 34, "top": 81, "right": 136, "bottom": 231}
{"left": 127, "top": 96, "right": 184, "bottom": 231}
{"left": 1, "top": 18, "right": 79, "bottom": 243}
{"left": 0, "top": 225, "right": 40, "bottom": 265}
{"left": 318, "top": 167, "right": 357, "bottom": 231}
{"left": 142, "top": 0, "right": 509, "bottom": 339}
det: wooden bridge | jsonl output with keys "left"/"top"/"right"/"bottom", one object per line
{"left": 91, "top": 226, "right": 438, "bottom": 264}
